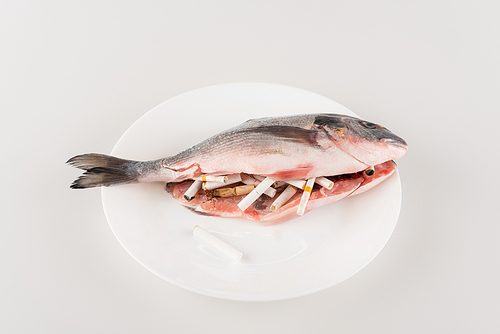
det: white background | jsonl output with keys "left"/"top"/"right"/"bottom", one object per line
{"left": 2, "top": 1, "right": 499, "bottom": 333}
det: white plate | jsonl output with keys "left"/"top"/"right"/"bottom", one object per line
{"left": 102, "top": 83, "right": 402, "bottom": 301}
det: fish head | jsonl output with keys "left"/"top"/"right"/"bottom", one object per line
{"left": 314, "top": 114, "right": 408, "bottom": 165}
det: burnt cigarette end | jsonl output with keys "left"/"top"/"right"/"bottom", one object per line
{"left": 183, "top": 180, "right": 202, "bottom": 202}
{"left": 365, "top": 167, "right": 375, "bottom": 176}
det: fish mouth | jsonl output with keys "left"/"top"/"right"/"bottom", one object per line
{"left": 382, "top": 137, "right": 408, "bottom": 150}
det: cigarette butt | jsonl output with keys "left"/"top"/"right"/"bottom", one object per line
{"left": 224, "top": 174, "right": 242, "bottom": 183}
{"left": 270, "top": 185, "right": 297, "bottom": 211}
{"left": 241, "top": 174, "right": 276, "bottom": 197}
{"left": 315, "top": 176, "right": 334, "bottom": 190}
{"left": 297, "top": 177, "right": 316, "bottom": 216}
{"left": 192, "top": 226, "right": 242, "bottom": 261}
{"left": 234, "top": 184, "right": 255, "bottom": 196}
{"left": 286, "top": 180, "right": 307, "bottom": 189}
{"left": 263, "top": 187, "right": 276, "bottom": 198}
{"left": 194, "top": 175, "right": 228, "bottom": 183}
{"left": 213, "top": 184, "right": 255, "bottom": 197}
{"left": 237, "top": 177, "right": 275, "bottom": 211}
{"left": 202, "top": 174, "right": 242, "bottom": 190}
{"left": 183, "top": 180, "right": 202, "bottom": 201}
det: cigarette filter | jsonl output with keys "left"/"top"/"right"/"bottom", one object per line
{"left": 237, "top": 177, "right": 275, "bottom": 211}
{"left": 192, "top": 226, "right": 242, "bottom": 261}
{"left": 183, "top": 180, "right": 202, "bottom": 201}
{"left": 286, "top": 180, "right": 306, "bottom": 189}
{"left": 241, "top": 174, "right": 276, "bottom": 197}
{"left": 213, "top": 184, "right": 255, "bottom": 197}
{"left": 297, "top": 177, "right": 316, "bottom": 216}
{"left": 203, "top": 174, "right": 242, "bottom": 190}
{"left": 315, "top": 176, "right": 334, "bottom": 190}
{"left": 193, "top": 175, "right": 228, "bottom": 183}
{"left": 270, "top": 185, "right": 297, "bottom": 211}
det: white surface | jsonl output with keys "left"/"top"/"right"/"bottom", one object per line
{"left": 2, "top": 0, "right": 500, "bottom": 333}
{"left": 101, "top": 83, "right": 402, "bottom": 301}
{"left": 192, "top": 225, "right": 243, "bottom": 262}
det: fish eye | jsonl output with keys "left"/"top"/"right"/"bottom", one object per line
{"left": 361, "top": 121, "right": 378, "bottom": 129}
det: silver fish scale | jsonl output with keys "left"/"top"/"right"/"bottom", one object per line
{"left": 238, "top": 114, "right": 317, "bottom": 130}
{"left": 162, "top": 114, "right": 351, "bottom": 169}
{"left": 165, "top": 126, "right": 314, "bottom": 168}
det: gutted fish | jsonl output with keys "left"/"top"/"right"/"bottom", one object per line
{"left": 167, "top": 161, "right": 397, "bottom": 222}
{"left": 68, "top": 113, "right": 407, "bottom": 221}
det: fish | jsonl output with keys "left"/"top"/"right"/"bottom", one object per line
{"left": 67, "top": 113, "right": 407, "bottom": 221}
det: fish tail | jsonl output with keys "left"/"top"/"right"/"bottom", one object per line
{"left": 67, "top": 153, "right": 142, "bottom": 189}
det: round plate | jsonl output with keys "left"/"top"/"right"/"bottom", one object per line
{"left": 102, "top": 83, "right": 402, "bottom": 301}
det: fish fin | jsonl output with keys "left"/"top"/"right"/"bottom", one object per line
{"left": 67, "top": 154, "right": 139, "bottom": 188}
{"left": 267, "top": 167, "right": 314, "bottom": 180}
{"left": 67, "top": 153, "right": 132, "bottom": 170}
{"left": 241, "top": 126, "right": 319, "bottom": 146}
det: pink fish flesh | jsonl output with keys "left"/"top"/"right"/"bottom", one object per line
{"left": 166, "top": 161, "right": 396, "bottom": 223}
